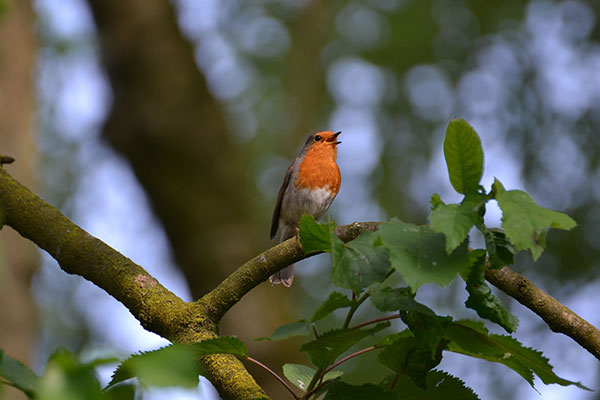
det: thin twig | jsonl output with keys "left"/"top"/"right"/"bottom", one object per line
{"left": 311, "top": 323, "right": 319, "bottom": 339}
{"left": 323, "top": 346, "right": 377, "bottom": 374}
{"left": 246, "top": 356, "right": 298, "bottom": 399}
{"left": 303, "top": 346, "right": 380, "bottom": 399}
{"left": 389, "top": 369, "right": 402, "bottom": 391}
{"left": 351, "top": 314, "right": 401, "bottom": 330}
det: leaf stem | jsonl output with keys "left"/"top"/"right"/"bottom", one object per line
{"left": 351, "top": 314, "right": 401, "bottom": 330}
{"left": 246, "top": 356, "right": 298, "bottom": 399}
{"left": 342, "top": 291, "right": 370, "bottom": 329}
{"left": 324, "top": 346, "right": 377, "bottom": 374}
{"left": 311, "top": 323, "right": 319, "bottom": 339}
{"left": 389, "top": 369, "right": 402, "bottom": 391}
{"left": 304, "top": 346, "right": 379, "bottom": 399}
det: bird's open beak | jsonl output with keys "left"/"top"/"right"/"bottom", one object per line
{"left": 327, "top": 131, "right": 342, "bottom": 145}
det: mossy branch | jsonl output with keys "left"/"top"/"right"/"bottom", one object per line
{"left": 485, "top": 266, "right": 600, "bottom": 360}
{"left": 0, "top": 163, "right": 267, "bottom": 400}
{"left": 1, "top": 161, "right": 599, "bottom": 400}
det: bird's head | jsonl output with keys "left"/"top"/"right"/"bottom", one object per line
{"left": 303, "top": 131, "right": 341, "bottom": 158}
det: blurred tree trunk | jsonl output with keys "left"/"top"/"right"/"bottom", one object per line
{"left": 85, "top": 0, "right": 299, "bottom": 396}
{"left": 0, "top": 1, "right": 38, "bottom": 400}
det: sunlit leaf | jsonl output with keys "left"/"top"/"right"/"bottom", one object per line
{"left": 108, "top": 337, "right": 247, "bottom": 388}
{"left": 494, "top": 179, "right": 576, "bottom": 260}
{"left": 443, "top": 119, "right": 484, "bottom": 195}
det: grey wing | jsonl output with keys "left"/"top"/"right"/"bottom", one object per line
{"left": 270, "top": 162, "right": 295, "bottom": 239}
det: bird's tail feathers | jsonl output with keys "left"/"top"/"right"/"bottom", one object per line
{"left": 269, "top": 265, "right": 294, "bottom": 287}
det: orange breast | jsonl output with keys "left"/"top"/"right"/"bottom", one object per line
{"left": 296, "top": 146, "right": 341, "bottom": 193}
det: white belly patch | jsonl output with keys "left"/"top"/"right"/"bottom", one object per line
{"left": 281, "top": 185, "right": 335, "bottom": 224}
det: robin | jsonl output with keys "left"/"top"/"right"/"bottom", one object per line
{"left": 270, "top": 131, "right": 342, "bottom": 287}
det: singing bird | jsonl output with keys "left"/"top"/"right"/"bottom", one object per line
{"left": 270, "top": 131, "right": 342, "bottom": 287}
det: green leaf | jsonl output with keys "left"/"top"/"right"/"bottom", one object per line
{"left": 494, "top": 179, "right": 577, "bottom": 260}
{"left": 109, "top": 337, "right": 248, "bottom": 388}
{"left": 483, "top": 227, "right": 515, "bottom": 269}
{"left": 430, "top": 193, "right": 487, "bottom": 254}
{"left": 0, "top": 349, "right": 39, "bottom": 397}
{"left": 282, "top": 364, "right": 343, "bottom": 391}
{"left": 443, "top": 118, "right": 484, "bottom": 194}
{"left": 324, "top": 382, "right": 397, "bottom": 400}
{"left": 311, "top": 292, "right": 356, "bottom": 322}
{"left": 377, "top": 219, "right": 471, "bottom": 290}
{"left": 382, "top": 370, "right": 481, "bottom": 400}
{"left": 369, "top": 283, "right": 435, "bottom": 316}
{"left": 188, "top": 336, "right": 248, "bottom": 358}
{"left": 444, "top": 320, "right": 588, "bottom": 390}
{"left": 38, "top": 349, "right": 103, "bottom": 400}
{"left": 331, "top": 231, "right": 391, "bottom": 292}
{"left": 401, "top": 311, "right": 451, "bottom": 355}
{"left": 299, "top": 214, "right": 334, "bottom": 253}
{"left": 377, "top": 331, "right": 445, "bottom": 388}
{"left": 109, "top": 346, "right": 200, "bottom": 389}
{"left": 101, "top": 384, "right": 136, "bottom": 400}
{"left": 430, "top": 193, "right": 444, "bottom": 209}
{"left": 463, "top": 252, "right": 518, "bottom": 333}
{"left": 301, "top": 323, "right": 390, "bottom": 369}
{"left": 255, "top": 320, "right": 311, "bottom": 341}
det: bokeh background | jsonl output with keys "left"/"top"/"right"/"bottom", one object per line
{"left": 1, "top": 0, "right": 599, "bottom": 399}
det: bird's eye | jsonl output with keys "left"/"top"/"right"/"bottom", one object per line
{"left": 314, "top": 135, "right": 322, "bottom": 142}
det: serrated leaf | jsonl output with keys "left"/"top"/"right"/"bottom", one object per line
{"left": 401, "top": 311, "right": 452, "bottom": 355}
{"left": 324, "top": 382, "right": 397, "bottom": 400}
{"left": 301, "top": 323, "right": 390, "bottom": 369}
{"left": 108, "top": 337, "right": 247, "bottom": 389}
{"left": 299, "top": 214, "right": 334, "bottom": 253}
{"left": 38, "top": 349, "right": 103, "bottom": 400}
{"left": 381, "top": 370, "right": 480, "bottom": 400}
{"left": 377, "top": 332, "right": 445, "bottom": 388}
{"left": 331, "top": 231, "right": 391, "bottom": 292}
{"left": 483, "top": 227, "right": 515, "bottom": 269}
{"left": 444, "top": 320, "right": 588, "bottom": 390}
{"left": 463, "top": 251, "right": 518, "bottom": 333}
{"left": 494, "top": 179, "right": 577, "bottom": 261}
{"left": 443, "top": 119, "right": 484, "bottom": 194}
{"left": 282, "top": 364, "right": 343, "bottom": 391}
{"left": 430, "top": 193, "right": 487, "bottom": 253}
{"left": 311, "top": 292, "right": 356, "bottom": 322}
{"left": 255, "top": 320, "right": 311, "bottom": 341}
{"left": 109, "top": 346, "right": 200, "bottom": 389}
{"left": 369, "top": 283, "right": 435, "bottom": 315}
{"left": 0, "top": 349, "right": 39, "bottom": 397}
{"left": 377, "top": 219, "right": 471, "bottom": 290}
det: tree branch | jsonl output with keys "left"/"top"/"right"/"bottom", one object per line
{"left": 0, "top": 164, "right": 268, "bottom": 400}
{"left": 485, "top": 266, "right": 600, "bottom": 360}
{"left": 197, "top": 222, "right": 381, "bottom": 323}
